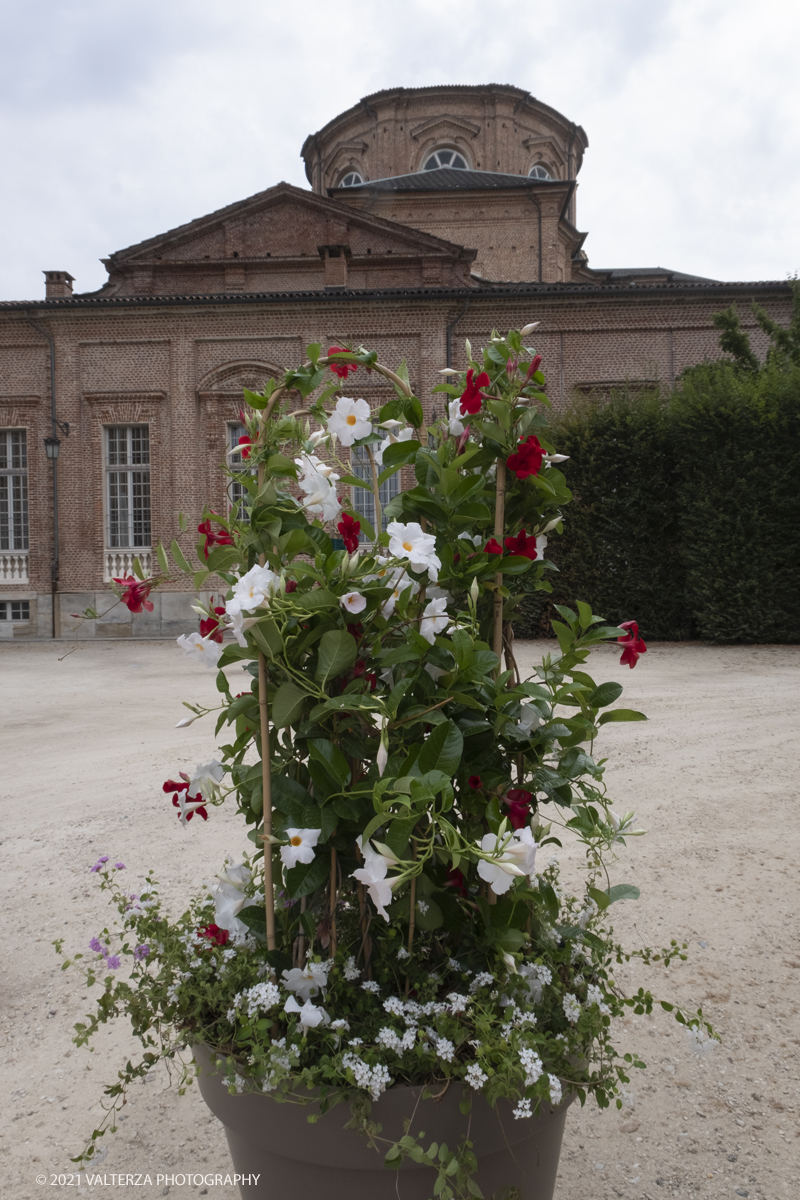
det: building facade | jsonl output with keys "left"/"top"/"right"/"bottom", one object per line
{"left": 0, "top": 84, "right": 791, "bottom": 638}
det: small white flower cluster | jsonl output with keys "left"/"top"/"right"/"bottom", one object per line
{"left": 431, "top": 1035, "right": 455, "bottom": 1062}
{"left": 261, "top": 1037, "right": 299, "bottom": 1093}
{"left": 500, "top": 1004, "right": 537, "bottom": 1037}
{"left": 469, "top": 971, "right": 495, "bottom": 993}
{"left": 519, "top": 1046, "right": 544, "bottom": 1086}
{"left": 361, "top": 980, "right": 381, "bottom": 994}
{"left": 585, "top": 983, "right": 611, "bottom": 1016}
{"left": 376, "top": 1026, "right": 417, "bottom": 1054}
{"left": 416, "top": 899, "right": 429, "bottom": 915}
{"left": 227, "top": 981, "right": 280, "bottom": 1023}
{"left": 562, "top": 993, "right": 582, "bottom": 1024}
{"left": 513, "top": 1097, "right": 532, "bottom": 1120}
{"left": 383, "top": 996, "right": 405, "bottom": 1017}
{"left": 686, "top": 1024, "right": 719, "bottom": 1055}
{"left": 577, "top": 899, "right": 598, "bottom": 930}
{"left": 341, "top": 1052, "right": 392, "bottom": 1101}
{"left": 520, "top": 962, "right": 553, "bottom": 1005}
{"left": 343, "top": 955, "right": 361, "bottom": 981}
{"left": 465, "top": 1063, "right": 488, "bottom": 1090}
{"left": 446, "top": 992, "right": 470, "bottom": 1014}
{"left": 547, "top": 1074, "right": 563, "bottom": 1106}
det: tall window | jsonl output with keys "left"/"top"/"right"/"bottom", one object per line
{"left": 350, "top": 446, "right": 401, "bottom": 538}
{"left": 0, "top": 429, "right": 28, "bottom": 552}
{"left": 105, "top": 426, "right": 151, "bottom": 548}
{"left": 227, "top": 423, "right": 254, "bottom": 510}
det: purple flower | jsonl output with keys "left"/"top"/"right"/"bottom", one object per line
{"left": 114, "top": 863, "right": 126, "bottom": 870}
{"left": 105, "top": 956, "right": 121, "bottom": 970}
{"left": 89, "top": 937, "right": 106, "bottom": 955}
{"left": 90, "top": 856, "right": 110, "bottom": 873}
{"left": 133, "top": 944, "right": 149, "bottom": 961}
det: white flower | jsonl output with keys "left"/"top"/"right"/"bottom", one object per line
{"left": 469, "top": 971, "right": 494, "bottom": 993}
{"left": 438, "top": 367, "right": 460, "bottom": 375}
{"left": 188, "top": 759, "right": 224, "bottom": 801}
{"left": 519, "top": 962, "right": 552, "bottom": 1004}
{"left": 300, "top": 473, "right": 341, "bottom": 522}
{"left": 419, "top": 596, "right": 449, "bottom": 644}
{"left": 520, "top": 322, "right": 540, "bottom": 335}
{"left": 465, "top": 1063, "right": 488, "bottom": 1090}
{"left": 562, "top": 993, "right": 581, "bottom": 1024}
{"left": 280, "top": 827, "right": 321, "bottom": 869}
{"left": 339, "top": 590, "right": 366, "bottom": 615}
{"left": 543, "top": 452, "right": 569, "bottom": 465}
{"left": 307, "top": 429, "right": 330, "bottom": 449}
{"left": 282, "top": 961, "right": 329, "bottom": 1000}
{"left": 374, "top": 425, "right": 414, "bottom": 465}
{"left": 295, "top": 452, "right": 338, "bottom": 481}
{"left": 343, "top": 956, "right": 361, "bottom": 981}
{"left": 547, "top": 1074, "right": 563, "bottom": 1106}
{"left": 448, "top": 398, "right": 465, "bottom": 437}
{"left": 513, "top": 1098, "right": 533, "bottom": 1120}
{"left": 226, "top": 564, "right": 279, "bottom": 617}
{"left": 476, "top": 832, "right": 529, "bottom": 895}
{"left": 361, "top": 980, "right": 381, "bottom": 994}
{"left": 231, "top": 982, "right": 281, "bottom": 1019}
{"left": 284, "top": 995, "right": 329, "bottom": 1032}
{"left": 352, "top": 837, "right": 401, "bottom": 921}
{"left": 214, "top": 864, "right": 261, "bottom": 937}
{"left": 341, "top": 1052, "right": 392, "bottom": 1101}
{"left": 577, "top": 898, "right": 598, "bottom": 929}
{"left": 327, "top": 397, "right": 372, "bottom": 447}
{"left": 586, "top": 983, "right": 611, "bottom": 1016}
{"left": 386, "top": 521, "right": 442, "bottom": 581}
{"left": 686, "top": 1025, "right": 719, "bottom": 1055}
{"left": 519, "top": 1046, "right": 543, "bottom": 1086}
{"left": 380, "top": 571, "right": 420, "bottom": 618}
{"left": 176, "top": 632, "right": 222, "bottom": 669}
{"left": 512, "top": 826, "right": 539, "bottom": 879}
{"left": 416, "top": 899, "right": 429, "bottom": 915}
{"left": 517, "top": 703, "right": 543, "bottom": 736}
{"left": 608, "top": 809, "right": 645, "bottom": 841}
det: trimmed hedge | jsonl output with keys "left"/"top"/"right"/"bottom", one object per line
{"left": 514, "top": 365, "right": 800, "bottom": 644}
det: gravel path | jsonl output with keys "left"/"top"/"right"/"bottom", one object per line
{"left": 1, "top": 638, "right": 798, "bottom": 1200}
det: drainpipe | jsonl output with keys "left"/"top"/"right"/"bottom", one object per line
{"left": 527, "top": 194, "right": 543, "bottom": 282}
{"left": 24, "top": 312, "right": 61, "bottom": 638}
{"left": 446, "top": 298, "right": 471, "bottom": 368}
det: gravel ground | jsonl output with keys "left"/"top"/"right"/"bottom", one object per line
{"left": 1, "top": 638, "right": 798, "bottom": 1200}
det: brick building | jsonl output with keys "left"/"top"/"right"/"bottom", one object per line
{"left": 0, "top": 83, "right": 791, "bottom": 639}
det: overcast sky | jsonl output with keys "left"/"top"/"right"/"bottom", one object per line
{"left": 2, "top": 0, "right": 799, "bottom": 300}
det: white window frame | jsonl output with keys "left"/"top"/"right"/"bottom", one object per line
{"left": 422, "top": 148, "right": 469, "bottom": 171}
{"left": 0, "top": 598, "right": 30, "bottom": 622}
{"left": 349, "top": 446, "right": 401, "bottom": 540}
{"left": 103, "top": 425, "right": 152, "bottom": 580}
{"left": 0, "top": 428, "right": 29, "bottom": 584}
{"left": 339, "top": 171, "right": 364, "bottom": 187}
{"left": 528, "top": 164, "right": 552, "bottom": 180}
{"left": 227, "top": 422, "right": 256, "bottom": 512}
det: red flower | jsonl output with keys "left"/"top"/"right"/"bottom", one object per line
{"left": 328, "top": 346, "right": 358, "bottom": 379}
{"left": 346, "top": 622, "right": 364, "bottom": 640}
{"left": 113, "top": 576, "right": 154, "bottom": 614}
{"left": 468, "top": 775, "right": 483, "bottom": 789}
{"left": 617, "top": 620, "right": 647, "bottom": 669}
{"left": 504, "top": 529, "right": 540, "bottom": 560}
{"left": 198, "top": 924, "right": 229, "bottom": 947}
{"left": 337, "top": 513, "right": 361, "bottom": 553}
{"left": 162, "top": 777, "right": 208, "bottom": 821}
{"left": 484, "top": 538, "right": 503, "bottom": 556}
{"left": 199, "top": 597, "right": 226, "bottom": 644}
{"left": 198, "top": 519, "right": 234, "bottom": 560}
{"left": 445, "top": 867, "right": 467, "bottom": 897}
{"left": 506, "top": 435, "right": 545, "bottom": 480}
{"left": 523, "top": 354, "right": 543, "bottom": 384}
{"left": 459, "top": 369, "right": 490, "bottom": 416}
{"left": 505, "top": 788, "right": 533, "bottom": 830}
{"left": 285, "top": 579, "right": 297, "bottom": 593}
{"left": 238, "top": 434, "right": 253, "bottom": 459}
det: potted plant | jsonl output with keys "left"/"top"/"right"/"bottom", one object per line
{"left": 58, "top": 329, "right": 716, "bottom": 1199}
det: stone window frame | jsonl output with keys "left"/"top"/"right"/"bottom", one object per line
{"left": 0, "top": 426, "right": 29, "bottom": 552}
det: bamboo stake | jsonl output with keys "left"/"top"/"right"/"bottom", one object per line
{"left": 365, "top": 445, "right": 382, "bottom": 535}
{"left": 329, "top": 846, "right": 338, "bottom": 957}
{"left": 255, "top": 444, "right": 276, "bottom": 952}
{"left": 492, "top": 458, "right": 506, "bottom": 674}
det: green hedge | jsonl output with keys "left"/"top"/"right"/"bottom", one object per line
{"left": 514, "top": 364, "right": 800, "bottom": 643}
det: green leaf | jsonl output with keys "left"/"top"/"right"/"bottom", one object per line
{"left": 587, "top": 886, "right": 611, "bottom": 911}
{"left": 588, "top": 682, "right": 624, "bottom": 708}
{"left": 156, "top": 542, "right": 169, "bottom": 576}
{"left": 285, "top": 852, "right": 330, "bottom": 899}
{"left": 309, "top": 738, "right": 351, "bottom": 786}
{"left": 598, "top": 709, "right": 647, "bottom": 724}
{"left": 576, "top": 600, "right": 594, "bottom": 630}
{"left": 250, "top": 620, "right": 282, "bottom": 660}
{"left": 315, "top": 630, "right": 357, "bottom": 684}
{"left": 295, "top": 588, "right": 337, "bottom": 612}
{"left": 271, "top": 681, "right": 309, "bottom": 728}
{"left": 168, "top": 539, "right": 191, "bottom": 575}
{"left": 606, "top": 883, "right": 641, "bottom": 904}
{"left": 131, "top": 555, "right": 145, "bottom": 580}
{"left": 306, "top": 342, "right": 321, "bottom": 364}
{"left": 417, "top": 720, "right": 463, "bottom": 778}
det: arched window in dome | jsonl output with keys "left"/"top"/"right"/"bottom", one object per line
{"left": 422, "top": 149, "right": 469, "bottom": 171}
{"left": 528, "top": 164, "right": 553, "bottom": 180}
{"left": 339, "top": 171, "right": 364, "bottom": 187}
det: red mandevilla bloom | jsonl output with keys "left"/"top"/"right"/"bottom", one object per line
{"left": 617, "top": 620, "right": 648, "bottom": 669}
{"left": 504, "top": 529, "right": 540, "bottom": 560}
{"left": 113, "top": 576, "right": 154, "bottom": 614}
{"left": 459, "top": 369, "right": 490, "bottom": 416}
{"left": 328, "top": 346, "right": 358, "bottom": 379}
{"left": 484, "top": 538, "right": 503, "bottom": 556}
{"left": 199, "top": 597, "right": 226, "bottom": 644}
{"left": 523, "top": 354, "right": 543, "bottom": 384}
{"left": 162, "top": 778, "right": 208, "bottom": 821}
{"left": 238, "top": 434, "right": 253, "bottom": 459}
{"left": 468, "top": 775, "right": 483, "bottom": 789}
{"left": 445, "top": 867, "right": 468, "bottom": 897}
{"left": 505, "top": 788, "right": 533, "bottom": 830}
{"left": 198, "top": 519, "right": 234, "bottom": 560}
{"left": 198, "top": 924, "right": 229, "bottom": 947}
{"left": 285, "top": 579, "right": 297, "bottom": 593}
{"left": 346, "top": 622, "right": 364, "bottom": 641}
{"left": 506, "top": 435, "right": 545, "bottom": 480}
{"left": 337, "top": 513, "right": 361, "bottom": 553}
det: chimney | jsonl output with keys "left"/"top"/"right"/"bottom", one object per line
{"left": 318, "top": 245, "right": 350, "bottom": 288}
{"left": 44, "top": 271, "right": 75, "bottom": 298}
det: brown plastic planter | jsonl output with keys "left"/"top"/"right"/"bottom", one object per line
{"left": 194, "top": 1044, "right": 574, "bottom": 1199}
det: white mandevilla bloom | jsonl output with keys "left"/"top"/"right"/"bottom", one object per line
{"left": 226, "top": 564, "right": 279, "bottom": 617}
{"left": 420, "top": 596, "right": 449, "bottom": 644}
{"left": 352, "top": 836, "right": 401, "bottom": 920}
{"left": 226, "top": 607, "right": 260, "bottom": 649}
{"left": 282, "top": 961, "right": 329, "bottom": 1000}
{"left": 339, "top": 590, "right": 366, "bottom": 615}
{"left": 327, "top": 396, "right": 372, "bottom": 447}
{"left": 284, "top": 995, "right": 329, "bottom": 1033}
{"left": 214, "top": 864, "right": 261, "bottom": 937}
{"left": 448, "top": 398, "right": 465, "bottom": 437}
{"left": 608, "top": 809, "right": 645, "bottom": 841}
{"left": 543, "top": 452, "right": 569, "bottom": 465}
{"left": 517, "top": 702, "right": 543, "bottom": 736}
{"left": 476, "top": 831, "right": 532, "bottom": 896}
{"left": 176, "top": 631, "right": 222, "bottom": 669}
{"left": 188, "top": 759, "right": 224, "bottom": 801}
{"left": 280, "top": 827, "right": 321, "bottom": 869}
{"left": 299, "top": 473, "right": 341, "bottom": 522}
{"left": 386, "top": 521, "right": 442, "bottom": 581}
{"left": 380, "top": 570, "right": 420, "bottom": 619}
{"left": 295, "top": 452, "right": 338, "bottom": 481}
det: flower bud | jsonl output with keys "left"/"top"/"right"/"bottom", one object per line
{"left": 520, "top": 322, "right": 540, "bottom": 336}
{"left": 464, "top": 338, "right": 472, "bottom": 361}
{"left": 438, "top": 368, "right": 460, "bottom": 376}
{"left": 175, "top": 714, "right": 199, "bottom": 728}
{"left": 469, "top": 577, "right": 480, "bottom": 604}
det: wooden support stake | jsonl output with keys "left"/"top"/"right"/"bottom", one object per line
{"left": 492, "top": 458, "right": 506, "bottom": 674}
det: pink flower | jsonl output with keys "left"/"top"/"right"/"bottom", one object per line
{"left": 113, "top": 576, "right": 154, "bottom": 613}
{"left": 617, "top": 620, "right": 647, "bottom": 669}
{"left": 459, "top": 369, "right": 490, "bottom": 416}
{"left": 506, "top": 435, "right": 545, "bottom": 480}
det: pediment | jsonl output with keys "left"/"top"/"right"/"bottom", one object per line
{"left": 409, "top": 115, "right": 481, "bottom": 141}
{"left": 521, "top": 134, "right": 566, "bottom": 168}
{"left": 109, "top": 183, "right": 467, "bottom": 267}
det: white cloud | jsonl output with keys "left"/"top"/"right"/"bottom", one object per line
{"left": 2, "top": 0, "right": 799, "bottom": 299}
